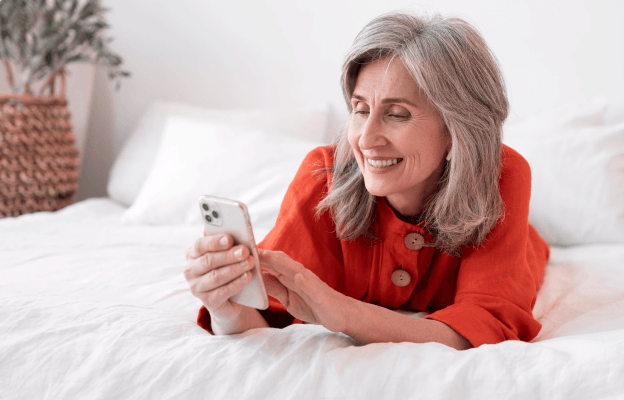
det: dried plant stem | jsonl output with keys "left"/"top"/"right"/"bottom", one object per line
{"left": 3, "top": 60, "right": 14, "bottom": 88}
{"left": 38, "top": 69, "right": 66, "bottom": 96}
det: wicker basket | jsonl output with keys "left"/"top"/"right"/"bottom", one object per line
{"left": 0, "top": 66, "right": 80, "bottom": 218}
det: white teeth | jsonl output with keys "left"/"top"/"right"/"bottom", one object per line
{"left": 367, "top": 158, "right": 400, "bottom": 168}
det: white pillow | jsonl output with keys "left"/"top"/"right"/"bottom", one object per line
{"left": 504, "top": 121, "right": 624, "bottom": 246}
{"left": 121, "top": 117, "right": 324, "bottom": 231}
{"left": 108, "top": 101, "right": 330, "bottom": 206}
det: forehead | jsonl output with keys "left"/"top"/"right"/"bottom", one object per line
{"left": 353, "top": 57, "right": 424, "bottom": 102}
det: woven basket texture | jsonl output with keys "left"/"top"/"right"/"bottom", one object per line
{"left": 0, "top": 94, "right": 80, "bottom": 217}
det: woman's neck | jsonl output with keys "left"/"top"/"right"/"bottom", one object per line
{"left": 384, "top": 198, "right": 425, "bottom": 225}
{"left": 384, "top": 158, "right": 446, "bottom": 222}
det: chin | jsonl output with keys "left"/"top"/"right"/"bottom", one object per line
{"left": 363, "top": 180, "right": 390, "bottom": 198}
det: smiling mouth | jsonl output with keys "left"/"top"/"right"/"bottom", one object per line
{"left": 366, "top": 158, "right": 403, "bottom": 168}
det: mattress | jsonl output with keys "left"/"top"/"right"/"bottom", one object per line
{"left": 1, "top": 198, "right": 624, "bottom": 399}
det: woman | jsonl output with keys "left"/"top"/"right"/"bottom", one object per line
{"left": 184, "top": 11, "right": 549, "bottom": 350}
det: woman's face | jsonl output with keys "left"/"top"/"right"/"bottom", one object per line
{"left": 347, "top": 57, "right": 451, "bottom": 217}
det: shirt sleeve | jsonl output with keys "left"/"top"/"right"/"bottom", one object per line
{"left": 256, "top": 145, "right": 345, "bottom": 325}
{"left": 196, "top": 145, "right": 344, "bottom": 332}
{"left": 424, "top": 145, "right": 550, "bottom": 347}
{"left": 196, "top": 301, "right": 296, "bottom": 334}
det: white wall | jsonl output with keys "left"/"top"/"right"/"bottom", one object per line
{"left": 39, "top": 0, "right": 624, "bottom": 200}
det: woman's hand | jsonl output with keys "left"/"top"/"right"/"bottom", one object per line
{"left": 259, "top": 249, "right": 352, "bottom": 333}
{"left": 184, "top": 232, "right": 256, "bottom": 321}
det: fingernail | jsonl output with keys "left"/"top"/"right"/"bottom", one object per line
{"left": 219, "top": 236, "right": 228, "bottom": 246}
{"left": 234, "top": 247, "right": 243, "bottom": 258}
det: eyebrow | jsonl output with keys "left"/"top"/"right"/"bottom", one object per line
{"left": 351, "top": 94, "right": 418, "bottom": 108}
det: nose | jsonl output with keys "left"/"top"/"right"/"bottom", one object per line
{"left": 358, "top": 112, "right": 387, "bottom": 150}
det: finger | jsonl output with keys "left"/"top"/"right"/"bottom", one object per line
{"left": 258, "top": 249, "right": 324, "bottom": 303}
{"left": 186, "top": 244, "right": 251, "bottom": 280}
{"left": 186, "top": 233, "right": 233, "bottom": 260}
{"left": 264, "top": 254, "right": 323, "bottom": 306}
{"left": 258, "top": 249, "right": 305, "bottom": 280}
{"left": 261, "top": 257, "right": 317, "bottom": 309}
{"left": 258, "top": 248, "right": 290, "bottom": 264}
{"left": 262, "top": 271, "right": 289, "bottom": 306}
{"left": 260, "top": 261, "right": 298, "bottom": 291}
{"left": 203, "top": 271, "right": 252, "bottom": 309}
{"left": 192, "top": 256, "right": 255, "bottom": 294}
{"left": 257, "top": 250, "right": 279, "bottom": 276}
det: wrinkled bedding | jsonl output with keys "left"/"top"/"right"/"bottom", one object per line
{"left": 1, "top": 198, "right": 624, "bottom": 399}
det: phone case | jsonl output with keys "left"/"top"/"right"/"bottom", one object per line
{"left": 199, "top": 195, "right": 269, "bottom": 310}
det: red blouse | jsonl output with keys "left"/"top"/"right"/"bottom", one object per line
{"left": 198, "top": 144, "right": 549, "bottom": 348}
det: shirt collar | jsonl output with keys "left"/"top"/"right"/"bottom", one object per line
{"left": 375, "top": 197, "right": 434, "bottom": 245}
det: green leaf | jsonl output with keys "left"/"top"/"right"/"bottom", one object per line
{"left": 1, "top": 0, "right": 129, "bottom": 92}
{"left": 65, "top": 53, "right": 90, "bottom": 63}
{"left": 78, "top": 0, "right": 97, "bottom": 20}
{"left": 44, "top": 50, "right": 53, "bottom": 66}
{"left": 69, "top": 0, "right": 78, "bottom": 17}
{"left": 93, "top": 21, "right": 110, "bottom": 31}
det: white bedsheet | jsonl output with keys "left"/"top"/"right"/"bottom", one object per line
{"left": 1, "top": 198, "right": 624, "bottom": 399}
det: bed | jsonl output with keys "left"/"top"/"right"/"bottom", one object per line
{"left": 2, "top": 100, "right": 624, "bottom": 399}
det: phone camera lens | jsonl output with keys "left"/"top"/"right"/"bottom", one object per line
{"left": 212, "top": 211, "right": 219, "bottom": 218}
{"left": 202, "top": 204, "right": 209, "bottom": 211}
{"left": 205, "top": 215, "right": 212, "bottom": 223}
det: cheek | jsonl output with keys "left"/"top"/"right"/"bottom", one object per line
{"left": 419, "top": 144, "right": 444, "bottom": 170}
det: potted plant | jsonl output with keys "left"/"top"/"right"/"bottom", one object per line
{"left": 0, "top": 0, "right": 129, "bottom": 217}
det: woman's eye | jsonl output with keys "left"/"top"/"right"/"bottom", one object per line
{"left": 387, "top": 107, "right": 410, "bottom": 119}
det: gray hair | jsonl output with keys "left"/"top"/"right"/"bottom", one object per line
{"left": 317, "top": 11, "right": 508, "bottom": 256}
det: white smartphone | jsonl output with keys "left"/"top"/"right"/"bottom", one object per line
{"left": 199, "top": 195, "right": 269, "bottom": 310}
